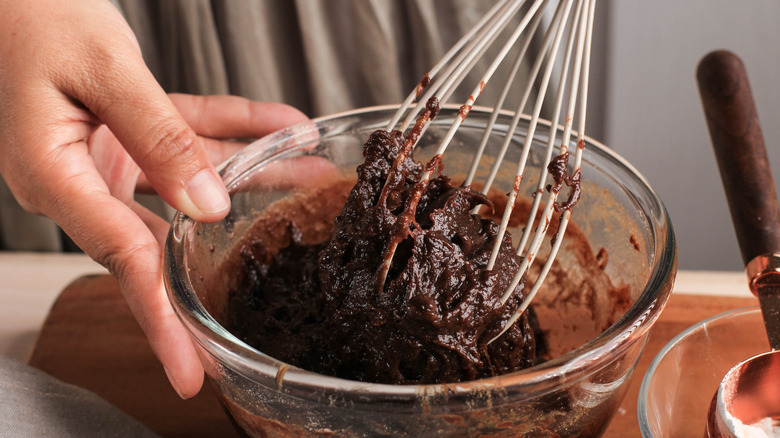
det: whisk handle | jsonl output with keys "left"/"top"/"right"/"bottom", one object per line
{"left": 697, "top": 49, "right": 780, "bottom": 265}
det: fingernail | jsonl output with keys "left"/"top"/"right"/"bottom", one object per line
{"left": 185, "top": 169, "right": 230, "bottom": 215}
{"left": 163, "top": 366, "right": 187, "bottom": 399}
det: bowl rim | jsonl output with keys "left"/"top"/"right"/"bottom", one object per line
{"left": 636, "top": 305, "right": 761, "bottom": 437}
{"left": 165, "top": 104, "right": 678, "bottom": 411}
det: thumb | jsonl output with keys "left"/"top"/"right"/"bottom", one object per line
{"left": 64, "top": 52, "right": 230, "bottom": 222}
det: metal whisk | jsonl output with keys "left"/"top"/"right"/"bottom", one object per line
{"left": 379, "top": 0, "right": 595, "bottom": 341}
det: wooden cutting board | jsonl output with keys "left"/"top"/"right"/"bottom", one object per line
{"left": 27, "top": 274, "right": 757, "bottom": 437}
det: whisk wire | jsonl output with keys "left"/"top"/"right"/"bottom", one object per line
{"left": 487, "top": 0, "right": 577, "bottom": 271}
{"left": 376, "top": 0, "right": 548, "bottom": 289}
{"left": 376, "top": 0, "right": 595, "bottom": 341}
{"left": 384, "top": 0, "right": 510, "bottom": 132}
{"left": 464, "top": 0, "right": 550, "bottom": 188}
{"left": 511, "top": 0, "right": 586, "bottom": 261}
{"left": 492, "top": 0, "right": 595, "bottom": 343}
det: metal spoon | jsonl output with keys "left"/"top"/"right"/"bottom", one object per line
{"left": 698, "top": 49, "right": 780, "bottom": 437}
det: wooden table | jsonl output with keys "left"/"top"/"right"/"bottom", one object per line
{"left": 27, "top": 274, "right": 757, "bottom": 437}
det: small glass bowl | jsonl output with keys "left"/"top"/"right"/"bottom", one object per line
{"left": 164, "top": 105, "right": 676, "bottom": 437}
{"left": 638, "top": 306, "right": 769, "bottom": 437}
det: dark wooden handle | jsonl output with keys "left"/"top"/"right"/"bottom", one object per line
{"left": 697, "top": 49, "right": 780, "bottom": 266}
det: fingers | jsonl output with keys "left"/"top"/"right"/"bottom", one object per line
{"left": 169, "top": 94, "right": 310, "bottom": 140}
{"left": 1, "top": 0, "right": 317, "bottom": 402}
{"left": 36, "top": 151, "right": 204, "bottom": 398}
{"left": 0, "top": 0, "right": 265, "bottom": 400}
{"left": 168, "top": 94, "right": 312, "bottom": 180}
{"left": 0, "top": 0, "right": 209, "bottom": 396}
{"left": 51, "top": 39, "right": 228, "bottom": 223}
{"left": 131, "top": 201, "right": 171, "bottom": 247}
{"left": 75, "top": 82, "right": 230, "bottom": 222}
{"left": 199, "top": 137, "right": 248, "bottom": 168}
{"left": 4, "top": 0, "right": 227, "bottom": 221}
{"left": 133, "top": 137, "right": 246, "bottom": 195}
{"left": 125, "top": 94, "right": 312, "bottom": 198}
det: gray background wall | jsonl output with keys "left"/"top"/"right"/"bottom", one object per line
{"left": 589, "top": 0, "right": 780, "bottom": 271}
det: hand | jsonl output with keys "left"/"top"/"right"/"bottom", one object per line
{"left": 0, "top": 0, "right": 308, "bottom": 398}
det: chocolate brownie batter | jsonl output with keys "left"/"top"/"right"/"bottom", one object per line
{"left": 227, "top": 100, "right": 546, "bottom": 385}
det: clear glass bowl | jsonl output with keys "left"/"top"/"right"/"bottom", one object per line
{"left": 639, "top": 306, "right": 770, "bottom": 437}
{"left": 164, "top": 105, "right": 677, "bottom": 437}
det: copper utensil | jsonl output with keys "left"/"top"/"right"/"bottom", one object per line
{"left": 698, "top": 49, "right": 780, "bottom": 437}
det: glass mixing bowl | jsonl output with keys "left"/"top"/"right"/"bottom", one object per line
{"left": 638, "top": 306, "right": 769, "bottom": 437}
{"left": 164, "top": 105, "right": 676, "bottom": 437}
